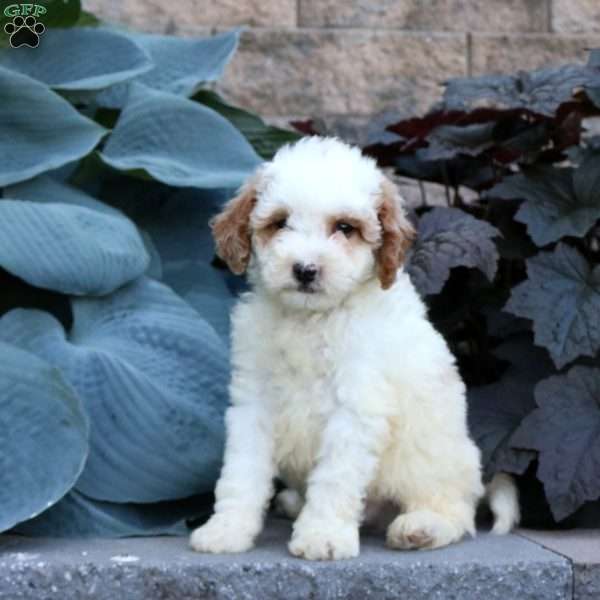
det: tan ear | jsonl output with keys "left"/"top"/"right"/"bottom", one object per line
{"left": 210, "top": 180, "right": 257, "bottom": 275}
{"left": 376, "top": 178, "right": 416, "bottom": 290}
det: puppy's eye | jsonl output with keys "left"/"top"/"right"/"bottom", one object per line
{"left": 274, "top": 217, "right": 288, "bottom": 229}
{"left": 334, "top": 221, "right": 355, "bottom": 237}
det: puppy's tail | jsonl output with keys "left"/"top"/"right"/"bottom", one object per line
{"left": 486, "top": 473, "right": 520, "bottom": 535}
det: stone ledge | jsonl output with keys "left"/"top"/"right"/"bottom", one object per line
{"left": 298, "top": 0, "right": 549, "bottom": 33}
{"left": 470, "top": 33, "right": 600, "bottom": 74}
{"left": 518, "top": 530, "right": 600, "bottom": 600}
{"left": 82, "top": 0, "right": 297, "bottom": 30}
{"left": 0, "top": 519, "right": 573, "bottom": 600}
{"left": 552, "top": 0, "right": 600, "bottom": 34}
{"left": 219, "top": 28, "right": 467, "bottom": 117}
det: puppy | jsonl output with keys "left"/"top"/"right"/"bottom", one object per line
{"left": 190, "top": 137, "right": 519, "bottom": 560}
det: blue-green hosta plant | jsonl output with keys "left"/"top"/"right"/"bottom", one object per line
{"left": 365, "top": 50, "right": 600, "bottom": 527}
{"left": 0, "top": 3, "right": 302, "bottom": 536}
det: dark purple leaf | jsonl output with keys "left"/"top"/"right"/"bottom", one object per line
{"left": 444, "top": 65, "right": 592, "bottom": 117}
{"left": 511, "top": 366, "right": 600, "bottom": 521}
{"left": 486, "top": 197, "right": 537, "bottom": 260}
{"left": 418, "top": 122, "right": 497, "bottom": 161}
{"left": 585, "top": 86, "right": 600, "bottom": 109}
{"left": 468, "top": 338, "right": 553, "bottom": 479}
{"left": 420, "top": 118, "right": 550, "bottom": 163}
{"left": 387, "top": 154, "right": 497, "bottom": 190}
{"left": 387, "top": 107, "right": 525, "bottom": 144}
{"left": 488, "top": 156, "right": 600, "bottom": 246}
{"left": 505, "top": 244, "right": 600, "bottom": 368}
{"left": 566, "top": 137, "right": 600, "bottom": 166}
{"left": 407, "top": 207, "right": 500, "bottom": 296}
{"left": 363, "top": 140, "right": 411, "bottom": 168}
{"left": 584, "top": 49, "right": 600, "bottom": 106}
{"left": 290, "top": 119, "right": 321, "bottom": 136}
{"left": 588, "top": 49, "right": 600, "bottom": 69}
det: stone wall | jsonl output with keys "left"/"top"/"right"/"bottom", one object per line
{"left": 83, "top": 0, "right": 600, "bottom": 141}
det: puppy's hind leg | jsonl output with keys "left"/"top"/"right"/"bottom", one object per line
{"left": 384, "top": 440, "right": 484, "bottom": 550}
{"left": 386, "top": 502, "right": 475, "bottom": 551}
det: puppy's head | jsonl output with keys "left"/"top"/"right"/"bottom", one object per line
{"left": 211, "top": 137, "right": 414, "bottom": 311}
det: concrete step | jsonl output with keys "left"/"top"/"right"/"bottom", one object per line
{"left": 0, "top": 518, "right": 593, "bottom": 600}
{"left": 519, "top": 529, "right": 600, "bottom": 600}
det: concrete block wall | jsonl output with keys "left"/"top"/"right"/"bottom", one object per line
{"left": 83, "top": 0, "right": 600, "bottom": 141}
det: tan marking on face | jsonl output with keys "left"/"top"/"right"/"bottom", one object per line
{"left": 254, "top": 209, "right": 289, "bottom": 246}
{"left": 328, "top": 214, "right": 379, "bottom": 245}
{"left": 376, "top": 179, "right": 416, "bottom": 289}
{"left": 210, "top": 181, "right": 257, "bottom": 274}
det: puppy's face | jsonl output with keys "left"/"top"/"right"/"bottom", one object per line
{"left": 251, "top": 197, "right": 381, "bottom": 310}
{"left": 211, "top": 138, "right": 414, "bottom": 311}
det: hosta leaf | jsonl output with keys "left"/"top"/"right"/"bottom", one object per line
{"left": 407, "top": 207, "right": 500, "bottom": 296}
{"left": 511, "top": 366, "right": 600, "bottom": 520}
{"left": 96, "top": 29, "right": 239, "bottom": 109}
{"left": 505, "top": 243, "right": 600, "bottom": 368}
{"left": 141, "top": 186, "right": 241, "bottom": 324}
{"left": 99, "top": 181, "right": 238, "bottom": 341}
{"left": 162, "top": 261, "right": 234, "bottom": 342}
{"left": 488, "top": 159, "right": 600, "bottom": 246}
{"left": 0, "top": 28, "right": 152, "bottom": 90}
{"left": 103, "top": 185, "right": 230, "bottom": 264}
{"left": 444, "top": 65, "right": 591, "bottom": 116}
{"left": 468, "top": 338, "right": 552, "bottom": 479}
{"left": 6, "top": 174, "right": 123, "bottom": 216}
{"left": 0, "top": 277, "right": 229, "bottom": 503}
{"left": 0, "top": 199, "right": 149, "bottom": 295}
{"left": 7, "top": 175, "right": 160, "bottom": 278}
{"left": 44, "top": 158, "right": 84, "bottom": 183}
{"left": 99, "top": 84, "right": 261, "bottom": 188}
{"left": 140, "top": 231, "right": 163, "bottom": 280}
{"left": 0, "top": 342, "right": 88, "bottom": 533}
{"left": 0, "top": 269, "right": 72, "bottom": 328}
{"left": 193, "top": 90, "right": 302, "bottom": 160}
{"left": 0, "top": 67, "right": 106, "bottom": 186}
{"left": 14, "top": 491, "right": 209, "bottom": 537}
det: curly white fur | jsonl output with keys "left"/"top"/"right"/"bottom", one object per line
{"left": 190, "top": 137, "right": 517, "bottom": 560}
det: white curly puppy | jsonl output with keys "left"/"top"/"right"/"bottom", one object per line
{"left": 190, "top": 137, "right": 519, "bottom": 560}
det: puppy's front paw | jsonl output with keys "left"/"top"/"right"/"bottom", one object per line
{"left": 190, "top": 514, "right": 256, "bottom": 554}
{"left": 289, "top": 519, "right": 359, "bottom": 560}
{"left": 386, "top": 509, "right": 462, "bottom": 550}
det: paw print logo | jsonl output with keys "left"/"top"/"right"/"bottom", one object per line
{"left": 4, "top": 15, "right": 45, "bottom": 48}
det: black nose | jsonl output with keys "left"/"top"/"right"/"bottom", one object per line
{"left": 293, "top": 263, "right": 318, "bottom": 285}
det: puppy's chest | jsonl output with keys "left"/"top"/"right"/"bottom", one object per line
{"left": 259, "top": 319, "right": 340, "bottom": 478}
